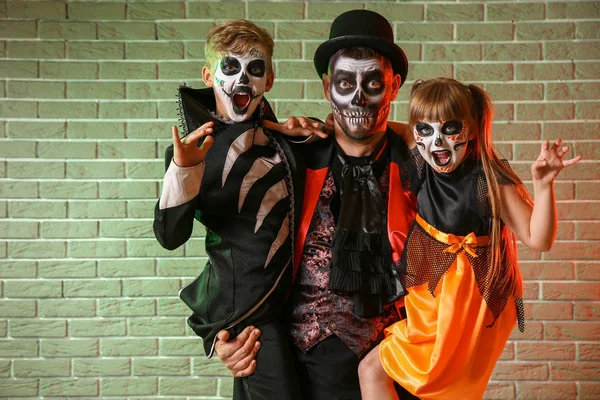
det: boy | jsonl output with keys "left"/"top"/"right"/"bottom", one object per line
{"left": 153, "top": 20, "right": 318, "bottom": 400}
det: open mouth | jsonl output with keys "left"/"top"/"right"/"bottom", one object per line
{"left": 233, "top": 92, "right": 251, "bottom": 110}
{"left": 432, "top": 150, "right": 451, "bottom": 166}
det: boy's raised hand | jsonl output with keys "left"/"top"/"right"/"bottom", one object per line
{"left": 263, "top": 117, "right": 328, "bottom": 139}
{"left": 532, "top": 138, "right": 581, "bottom": 184}
{"left": 172, "top": 121, "right": 214, "bottom": 168}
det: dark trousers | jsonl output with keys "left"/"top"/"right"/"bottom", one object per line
{"left": 232, "top": 320, "right": 301, "bottom": 400}
{"left": 294, "top": 335, "right": 420, "bottom": 400}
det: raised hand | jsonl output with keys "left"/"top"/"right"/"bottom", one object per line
{"left": 172, "top": 122, "right": 214, "bottom": 168}
{"left": 531, "top": 139, "right": 581, "bottom": 185}
{"left": 263, "top": 116, "right": 328, "bottom": 139}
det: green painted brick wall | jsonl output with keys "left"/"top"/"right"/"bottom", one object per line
{"left": 0, "top": 0, "right": 599, "bottom": 398}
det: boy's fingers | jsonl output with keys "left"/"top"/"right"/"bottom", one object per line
{"left": 541, "top": 140, "right": 549, "bottom": 151}
{"left": 198, "top": 135, "right": 214, "bottom": 157}
{"left": 172, "top": 126, "right": 181, "bottom": 146}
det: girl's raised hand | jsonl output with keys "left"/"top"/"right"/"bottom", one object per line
{"left": 531, "top": 139, "right": 581, "bottom": 184}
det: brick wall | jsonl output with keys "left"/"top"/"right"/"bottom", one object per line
{"left": 0, "top": 0, "right": 598, "bottom": 398}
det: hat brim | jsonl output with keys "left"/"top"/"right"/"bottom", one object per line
{"left": 314, "top": 35, "right": 408, "bottom": 85}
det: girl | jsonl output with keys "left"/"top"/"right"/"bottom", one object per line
{"left": 358, "top": 77, "right": 581, "bottom": 400}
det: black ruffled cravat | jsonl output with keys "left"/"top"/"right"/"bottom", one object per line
{"left": 329, "top": 136, "right": 406, "bottom": 317}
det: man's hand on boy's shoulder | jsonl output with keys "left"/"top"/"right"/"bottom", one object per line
{"left": 263, "top": 117, "right": 328, "bottom": 143}
{"left": 172, "top": 122, "right": 214, "bottom": 168}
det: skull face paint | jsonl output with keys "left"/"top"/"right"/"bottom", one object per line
{"left": 329, "top": 56, "right": 394, "bottom": 142}
{"left": 414, "top": 120, "right": 469, "bottom": 173}
{"left": 213, "top": 48, "right": 268, "bottom": 122}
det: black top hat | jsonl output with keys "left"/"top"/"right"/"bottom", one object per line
{"left": 314, "top": 10, "right": 408, "bottom": 85}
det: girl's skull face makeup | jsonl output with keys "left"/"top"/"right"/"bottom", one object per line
{"left": 213, "top": 47, "right": 268, "bottom": 122}
{"left": 329, "top": 56, "right": 393, "bottom": 141}
{"left": 414, "top": 120, "right": 470, "bottom": 173}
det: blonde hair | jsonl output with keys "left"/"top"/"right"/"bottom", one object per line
{"left": 204, "top": 19, "right": 275, "bottom": 76}
{"left": 409, "top": 77, "right": 532, "bottom": 297}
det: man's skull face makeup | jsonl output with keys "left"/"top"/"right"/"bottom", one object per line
{"left": 329, "top": 56, "right": 393, "bottom": 141}
{"left": 414, "top": 120, "right": 470, "bottom": 173}
{"left": 213, "top": 47, "right": 268, "bottom": 122}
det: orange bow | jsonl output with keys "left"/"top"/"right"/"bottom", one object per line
{"left": 443, "top": 232, "right": 478, "bottom": 257}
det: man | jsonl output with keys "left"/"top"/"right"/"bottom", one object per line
{"left": 215, "top": 10, "right": 419, "bottom": 399}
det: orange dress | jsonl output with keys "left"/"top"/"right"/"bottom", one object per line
{"left": 379, "top": 212, "right": 522, "bottom": 400}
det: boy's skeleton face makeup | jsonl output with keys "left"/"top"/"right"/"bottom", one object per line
{"left": 414, "top": 120, "right": 469, "bottom": 173}
{"left": 329, "top": 56, "right": 393, "bottom": 142}
{"left": 213, "top": 47, "right": 268, "bottom": 122}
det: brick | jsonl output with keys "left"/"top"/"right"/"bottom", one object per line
{"left": 424, "top": 43, "right": 481, "bottom": 62}
{"left": 0, "top": 299, "right": 36, "bottom": 318}
{"left": 578, "top": 343, "right": 600, "bottom": 361}
{"left": 40, "top": 378, "right": 98, "bottom": 396}
{"left": 0, "top": 359, "right": 9, "bottom": 377}
{"left": 0, "top": 219, "right": 38, "bottom": 239}
{"left": 517, "top": 103, "right": 573, "bottom": 121}
{"left": 5, "top": 279, "right": 60, "bottom": 300}
{"left": 99, "top": 101, "right": 157, "bottom": 119}
{"left": 70, "top": 319, "right": 126, "bottom": 337}
{"left": 100, "top": 220, "right": 154, "bottom": 238}
{"left": 69, "top": 200, "right": 126, "bottom": 219}
{"left": 69, "top": 2, "right": 126, "bottom": 20}
{"left": 39, "top": 259, "right": 96, "bottom": 278}
{"left": 67, "top": 161, "right": 125, "bottom": 179}
{"left": 0, "top": 380, "right": 39, "bottom": 396}
{"left": 135, "top": 357, "right": 190, "bottom": 376}
{"left": 69, "top": 239, "right": 126, "bottom": 258}
{"left": 157, "top": 100, "right": 179, "bottom": 119}
{"left": 102, "top": 338, "right": 158, "bottom": 356}
{"left": 159, "top": 337, "right": 205, "bottom": 356}
{"left": 545, "top": 321, "right": 600, "bottom": 340}
{"left": 517, "top": 342, "right": 575, "bottom": 361}
{"left": 192, "top": 357, "right": 230, "bottom": 376}
{"left": 68, "top": 121, "right": 125, "bottom": 139}
{"left": 273, "top": 40, "right": 302, "bottom": 61}
{"left": 548, "top": 2, "right": 600, "bottom": 19}
{"left": 487, "top": 3, "right": 545, "bottom": 21}
{"left": 277, "top": 22, "right": 331, "bottom": 40}
{"left": 157, "top": 61, "right": 202, "bottom": 79}
{"left": 98, "top": 258, "right": 155, "bottom": 278}
{"left": 248, "top": 2, "right": 304, "bottom": 20}
{"left": 128, "top": 2, "right": 184, "bottom": 20}
{"left": 127, "top": 160, "right": 164, "bottom": 179}
{"left": 543, "top": 122, "right": 597, "bottom": 142}
{"left": 188, "top": 1, "right": 245, "bottom": 19}
{"left": 577, "top": 21, "right": 600, "bottom": 39}
{"left": 396, "top": 23, "right": 453, "bottom": 41}
{"left": 41, "top": 220, "right": 98, "bottom": 239}
{"left": 576, "top": 182, "right": 600, "bottom": 201}
{"left": 37, "top": 140, "right": 96, "bottom": 159}
{"left": 8, "top": 240, "right": 66, "bottom": 258}
{"left": 158, "top": 298, "right": 189, "bottom": 316}
{"left": 551, "top": 361, "right": 600, "bottom": 381}
{"left": 518, "top": 22, "right": 576, "bottom": 41}
{"left": 0, "top": 100, "right": 37, "bottom": 118}
{"left": 522, "top": 281, "right": 541, "bottom": 299}
{"left": 574, "top": 302, "right": 600, "bottom": 321}
{"left": 157, "top": 21, "right": 213, "bottom": 40}
{"left": 98, "top": 22, "right": 156, "bottom": 40}
{"left": 276, "top": 101, "right": 330, "bottom": 120}
{"left": 63, "top": 279, "right": 121, "bottom": 297}
{"left": 220, "top": 378, "right": 234, "bottom": 398}
{"left": 486, "top": 83, "right": 543, "bottom": 101}
{"left": 98, "top": 298, "right": 156, "bottom": 317}
{"left": 484, "top": 382, "right": 514, "bottom": 400}
{"left": 525, "top": 300, "right": 573, "bottom": 320}
{"left": 0, "top": 140, "right": 33, "bottom": 159}
{"left": 39, "top": 21, "right": 96, "bottom": 40}
{"left": 123, "top": 278, "right": 180, "bottom": 297}
{"left": 306, "top": 3, "right": 363, "bottom": 20}
{"left": 548, "top": 82, "right": 600, "bottom": 101}
{"left": 0, "top": 19, "right": 37, "bottom": 38}
{"left": 576, "top": 262, "right": 600, "bottom": 280}
{"left": 555, "top": 161, "right": 598, "bottom": 181}
{"left": 455, "top": 64, "right": 513, "bottom": 82}
{"left": 8, "top": 1, "right": 66, "bottom": 19}
{"left": 158, "top": 257, "right": 206, "bottom": 277}
{"left": 484, "top": 43, "right": 542, "bottom": 61}
{"left": 8, "top": 40, "right": 65, "bottom": 59}
{"left": 39, "top": 299, "right": 95, "bottom": 318}
{"left": 0, "top": 260, "right": 37, "bottom": 278}
{"left": 457, "top": 23, "right": 513, "bottom": 41}
{"left": 0, "top": 60, "right": 38, "bottom": 78}
{"left": 11, "top": 319, "right": 66, "bottom": 337}
{"left": 184, "top": 41, "right": 204, "bottom": 60}
{"left": 41, "top": 338, "right": 98, "bottom": 357}
{"left": 99, "top": 181, "right": 157, "bottom": 200}
{"left": 68, "top": 41, "right": 124, "bottom": 60}
{"left": 515, "top": 382, "right": 577, "bottom": 399}
{"left": 67, "top": 82, "right": 124, "bottom": 100}
{"left": 129, "top": 318, "right": 186, "bottom": 336}
{"left": 160, "top": 377, "right": 217, "bottom": 396}
{"left": 41, "top": 181, "right": 97, "bottom": 199}
{"left": 8, "top": 121, "right": 65, "bottom": 139}
{"left": 101, "top": 377, "right": 157, "bottom": 396}
{"left": 427, "top": 4, "right": 483, "bottom": 21}
{"left": 98, "top": 140, "right": 156, "bottom": 159}
{"left": 579, "top": 382, "right": 600, "bottom": 399}
{"left": 127, "top": 42, "right": 184, "bottom": 60}
{"left": 99, "top": 61, "right": 156, "bottom": 79}
{"left": 575, "top": 61, "right": 600, "bottom": 79}
{"left": 127, "top": 200, "right": 157, "bottom": 218}
{"left": 14, "top": 359, "right": 70, "bottom": 377}
{"left": 492, "top": 361, "right": 549, "bottom": 380}
{"left": 576, "top": 101, "right": 600, "bottom": 119}
{"left": 75, "top": 358, "right": 131, "bottom": 377}
{"left": 516, "top": 62, "right": 573, "bottom": 81}
{"left": 40, "top": 61, "right": 97, "bottom": 79}
{"left": 546, "top": 42, "right": 600, "bottom": 61}
{"left": 0, "top": 339, "right": 38, "bottom": 357}
{"left": 575, "top": 222, "right": 600, "bottom": 240}
{"left": 39, "top": 101, "right": 97, "bottom": 119}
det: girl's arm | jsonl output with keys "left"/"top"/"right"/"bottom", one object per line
{"left": 499, "top": 139, "right": 581, "bottom": 252}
